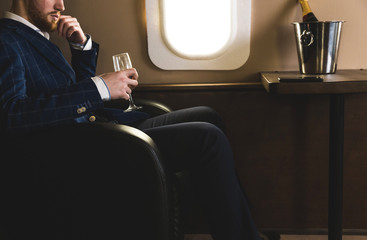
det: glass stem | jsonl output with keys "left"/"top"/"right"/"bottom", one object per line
{"left": 128, "top": 94, "right": 136, "bottom": 107}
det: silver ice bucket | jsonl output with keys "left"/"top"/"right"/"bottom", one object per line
{"left": 293, "top": 21, "right": 344, "bottom": 74}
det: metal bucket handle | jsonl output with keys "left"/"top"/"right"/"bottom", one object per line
{"left": 300, "top": 30, "right": 314, "bottom": 47}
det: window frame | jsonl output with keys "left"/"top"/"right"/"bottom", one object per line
{"left": 145, "top": 0, "right": 252, "bottom": 70}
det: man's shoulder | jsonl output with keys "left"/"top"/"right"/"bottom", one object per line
{"left": 0, "top": 18, "right": 20, "bottom": 30}
{"left": 0, "top": 19, "right": 31, "bottom": 44}
{"left": 0, "top": 19, "right": 20, "bottom": 36}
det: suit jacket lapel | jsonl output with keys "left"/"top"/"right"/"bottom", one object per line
{"left": 6, "top": 19, "right": 75, "bottom": 81}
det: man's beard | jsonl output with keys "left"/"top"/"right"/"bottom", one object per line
{"left": 28, "top": 3, "right": 58, "bottom": 32}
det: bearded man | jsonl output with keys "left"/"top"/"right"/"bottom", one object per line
{"left": 0, "top": 1, "right": 262, "bottom": 240}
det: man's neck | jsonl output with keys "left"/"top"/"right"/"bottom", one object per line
{"left": 9, "top": 1, "right": 29, "bottom": 22}
{"left": 10, "top": 1, "right": 30, "bottom": 23}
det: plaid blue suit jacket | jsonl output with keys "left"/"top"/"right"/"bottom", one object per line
{"left": 0, "top": 18, "right": 106, "bottom": 132}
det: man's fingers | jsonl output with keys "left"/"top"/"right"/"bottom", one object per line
{"left": 58, "top": 17, "right": 78, "bottom": 36}
{"left": 99, "top": 70, "right": 139, "bottom": 100}
{"left": 125, "top": 68, "right": 139, "bottom": 80}
{"left": 57, "top": 15, "right": 86, "bottom": 44}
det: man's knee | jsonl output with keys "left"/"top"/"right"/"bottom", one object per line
{"left": 194, "top": 122, "right": 230, "bottom": 153}
{"left": 191, "top": 106, "right": 225, "bottom": 131}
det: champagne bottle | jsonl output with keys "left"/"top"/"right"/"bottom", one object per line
{"left": 299, "top": 0, "right": 318, "bottom": 22}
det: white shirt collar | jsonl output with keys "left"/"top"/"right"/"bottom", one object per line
{"left": 3, "top": 11, "right": 50, "bottom": 40}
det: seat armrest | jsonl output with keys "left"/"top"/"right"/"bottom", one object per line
{"left": 1, "top": 123, "right": 171, "bottom": 240}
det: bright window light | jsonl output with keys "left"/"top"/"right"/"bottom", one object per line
{"left": 161, "top": 0, "right": 233, "bottom": 58}
{"left": 146, "top": 0, "right": 251, "bottom": 70}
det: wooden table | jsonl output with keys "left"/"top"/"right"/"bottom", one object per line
{"left": 261, "top": 69, "right": 367, "bottom": 240}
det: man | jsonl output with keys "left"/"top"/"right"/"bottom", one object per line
{"left": 0, "top": 0, "right": 261, "bottom": 240}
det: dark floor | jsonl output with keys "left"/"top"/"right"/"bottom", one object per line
{"left": 184, "top": 234, "right": 367, "bottom": 240}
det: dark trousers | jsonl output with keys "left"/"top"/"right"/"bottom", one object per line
{"left": 0, "top": 107, "right": 260, "bottom": 240}
{"left": 132, "top": 106, "right": 260, "bottom": 240}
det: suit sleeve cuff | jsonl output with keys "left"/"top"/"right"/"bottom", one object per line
{"left": 70, "top": 34, "right": 93, "bottom": 51}
{"left": 91, "top": 76, "right": 111, "bottom": 101}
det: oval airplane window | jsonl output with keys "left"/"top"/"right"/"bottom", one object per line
{"left": 161, "top": 0, "right": 234, "bottom": 59}
{"left": 146, "top": 0, "right": 251, "bottom": 70}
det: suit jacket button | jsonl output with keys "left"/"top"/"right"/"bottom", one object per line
{"left": 89, "top": 116, "right": 96, "bottom": 122}
{"left": 77, "top": 107, "right": 87, "bottom": 114}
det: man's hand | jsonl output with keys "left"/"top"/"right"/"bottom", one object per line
{"left": 57, "top": 15, "right": 87, "bottom": 45}
{"left": 99, "top": 69, "right": 139, "bottom": 100}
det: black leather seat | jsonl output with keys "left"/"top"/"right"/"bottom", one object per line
{"left": 0, "top": 100, "right": 182, "bottom": 240}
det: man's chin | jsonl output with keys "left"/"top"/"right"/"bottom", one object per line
{"left": 40, "top": 21, "right": 58, "bottom": 33}
{"left": 49, "top": 23, "right": 58, "bottom": 32}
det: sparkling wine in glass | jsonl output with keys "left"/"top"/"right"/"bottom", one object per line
{"left": 112, "top": 53, "right": 142, "bottom": 112}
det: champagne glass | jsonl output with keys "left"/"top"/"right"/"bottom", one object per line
{"left": 112, "top": 53, "right": 142, "bottom": 112}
